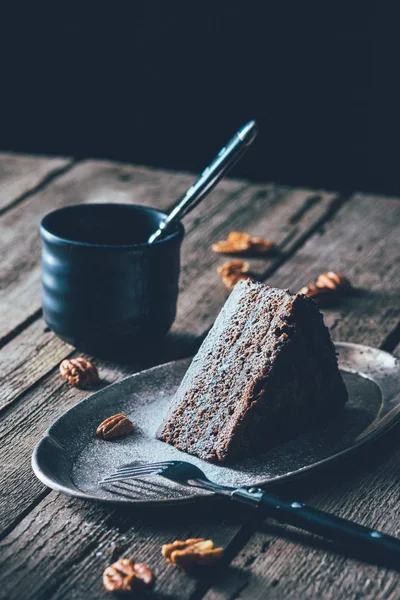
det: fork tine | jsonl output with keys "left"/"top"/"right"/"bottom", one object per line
{"left": 116, "top": 461, "right": 172, "bottom": 472}
{"left": 110, "top": 467, "right": 165, "bottom": 477}
{"left": 100, "top": 461, "right": 179, "bottom": 486}
{"left": 111, "top": 467, "right": 168, "bottom": 477}
{"left": 101, "top": 469, "right": 164, "bottom": 483}
{"left": 102, "top": 463, "right": 168, "bottom": 483}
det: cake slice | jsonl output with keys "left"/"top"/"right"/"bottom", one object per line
{"left": 156, "top": 280, "right": 348, "bottom": 463}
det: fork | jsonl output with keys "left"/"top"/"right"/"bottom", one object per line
{"left": 102, "top": 460, "right": 400, "bottom": 564}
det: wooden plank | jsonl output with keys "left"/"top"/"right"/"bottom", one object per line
{"left": 265, "top": 192, "right": 400, "bottom": 348}
{"left": 0, "top": 153, "right": 72, "bottom": 212}
{"left": 0, "top": 319, "right": 74, "bottom": 411}
{"left": 0, "top": 159, "right": 210, "bottom": 342}
{"left": 0, "top": 490, "right": 245, "bottom": 600}
{"left": 0, "top": 356, "right": 133, "bottom": 538}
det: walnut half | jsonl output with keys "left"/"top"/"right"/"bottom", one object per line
{"left": 298, "top": 271, "right": 351, "bottom": 306}
{"left": 103, "top": 558, "right": 154, "bottom": 593}
{"left": 59, "top": 357, "right": 99, "bottom": 388}
{"left": 162, "top": 538, "right": 224, "bottom": 569}
{"left": 96, "top": 413, "right": 134, "bottom": 440}
{"left": 217, "top": 259, "right": 252, "bottom": 290}
{"left": 212, "top": 231, "right": 275, "bottom": 255}
{"left": 315, "top": 271, "right": 351, "bottom": 291}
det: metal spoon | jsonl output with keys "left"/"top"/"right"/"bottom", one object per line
{"left": 148, "top": 120, "right": 258, "bottom": 244}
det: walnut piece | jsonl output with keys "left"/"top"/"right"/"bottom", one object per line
{"left": 217, "top": 259, "right": 252, "bottom": 290}
{"left": 212, "top": 231, "right": 252, "bottom": 253}
{"left": 212, "top": 231, "right": 275, "bottom": 255}
{"left": 248, "top": 236, "right": 276, "bottom": 254}
{"left": 96, "top": 413, "right": 134, "bottom": 440}
{"left": 59, "top": 357, "right": 99, "bottom": 388}
{"left": 298, "top": 271, "right": 351, "bottom": 306}
{"left": 162, "top": 538, "right": 224, "bottom": 569}
{"left": 315, "top": 271, "right": 351, "bottom": 291}
{"left": 103, "top": 558, "right": 154, "bottom": 593}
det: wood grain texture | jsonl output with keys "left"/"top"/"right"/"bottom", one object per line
{"left": 0, "top": 153, "right": 72, "bottom": 212}
{"left": 1, "top": 157, "right": 399, "bottom": 600}
{"left": 204, "top": 425, "right": 400, "bottom": 600}
{"left": 0, "top": 355, "right": 134, "bottom": 537}
{"left": 0, "top": 490, "right": 244, "bottom": 600}
{"left": 0, "top": 319, "right": 74, "bottom": 411}
{"left": 265, "top": 192, "right": 400, "bottom": 348}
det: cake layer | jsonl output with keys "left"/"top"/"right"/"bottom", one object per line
{"left": 156, "top": 280, "right": 347, "bottom": 463}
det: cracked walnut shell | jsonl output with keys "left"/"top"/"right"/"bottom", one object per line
{"left": 59, "top": 357, "right": 99, "bottom": 388}
{"left": 212, "top": 231, "right": 275, "bottom": 255}
{"left": 162, "top": 538, "right": 224, "bottom": 569}
{"left": 217, "top": 259, "right": 252, "bottom": 290}
{"left": 96, "top": 413, "right": 134, "bottom": 440}
{"left": 103, "top": 558, "right": 154, "bottom": 593}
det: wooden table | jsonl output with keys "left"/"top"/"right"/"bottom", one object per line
{"left": 0, "top": 153, "right": 399, "bottom": 600}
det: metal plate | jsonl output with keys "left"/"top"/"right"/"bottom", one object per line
{"left": 32, "top": 343, "right": 400, "bottom": 506}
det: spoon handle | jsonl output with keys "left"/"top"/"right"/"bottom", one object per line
{"left": 148, "top": 121, "right": 258, "bottom": 244}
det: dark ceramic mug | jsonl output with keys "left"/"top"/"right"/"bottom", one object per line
{"left": 40, "top": 204, "right": 184, "bottom": 357}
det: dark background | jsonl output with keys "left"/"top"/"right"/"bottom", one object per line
{"left": 1, "top": 3, "right": 399, "bottom": 194}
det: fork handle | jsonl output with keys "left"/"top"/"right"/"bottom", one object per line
{"left": 232, "top": 487, "right": 400, "bottom": 564}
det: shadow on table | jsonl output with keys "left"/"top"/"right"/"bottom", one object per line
{"left": 274, "top": 421, "right": 400, "bottom": 500}
{"left": 255, "top": 520, "right": 400, "bottom": 572}
{"left": 90, "top": 331, "right": 202, "bottom": 372}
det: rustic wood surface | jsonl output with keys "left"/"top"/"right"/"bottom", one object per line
{"left": 0, "top": 154, "right": 399, "bottom": 600}
{"left": 0, "top": 153, "right": 72, "bottom": 213}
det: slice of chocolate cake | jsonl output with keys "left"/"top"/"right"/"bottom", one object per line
{"left": 157, "top": 280, "right": 348, "bottom": 464}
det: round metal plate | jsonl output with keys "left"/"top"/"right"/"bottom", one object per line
{"left": 32, "top": 343, "right": 400, "bottom": 506}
